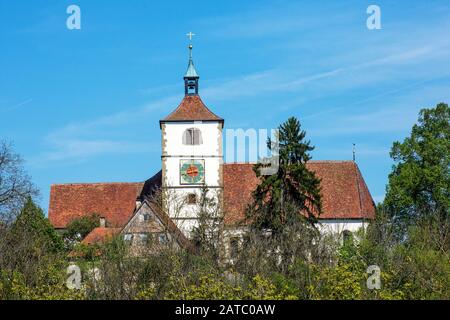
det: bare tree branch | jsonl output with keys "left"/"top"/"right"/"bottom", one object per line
{"left": 0, "top": 141, "right": 38, "bottom": 222}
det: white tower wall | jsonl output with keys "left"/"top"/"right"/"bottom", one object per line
{"left": 161, "top": 121, "right": 223, "bottom": 237}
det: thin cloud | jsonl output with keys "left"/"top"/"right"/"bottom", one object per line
{"left": 199, "top": 2, "right": 349, "bottom": 39}
{"left": 302, "top": 78, "right": 433, "bottom": 120}
{"left": 36, "top": 29, "right": 450, "bottom": 165}
{"left": 31, "top": 139, "right": 155, "bottom": 167}
{"left": 48, "top": 95, "right": 180, "bottom": 139}
{"left": 1, "top": 98, "right": 33, "bottom": 112}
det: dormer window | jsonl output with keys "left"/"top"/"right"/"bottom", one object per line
{"left": 183, "top": 128, "right": 202, "bottom": 145}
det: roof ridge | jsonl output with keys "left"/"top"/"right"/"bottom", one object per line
{"left": 91, "top": 226, "right": 122, "bottom": 231}
{"left": 352, "top": 161, "right": 365, "bottom": 219}
{"left": 223, "top": 160, "right": 355, "bottom": 165}
{"left": 224, "top": 162, "right": 257, "bottom": 165}
{"left": 51, "top": 182, "right": 143, "bottom": 187}
{"left": 308, "top": 160, "right": 354, "bottom": 163}
{"left": 353, "top": 162, "right": 375, "bottom": 220}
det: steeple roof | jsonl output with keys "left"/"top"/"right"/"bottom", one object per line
{"left": 161, "top": 43, "right": 223, "bottom": 124}
{"left": 160, "top": 95, "right": 223, "bottom": 123}
{"left": 184, "top": 45, "right": 199, "bottom": 78}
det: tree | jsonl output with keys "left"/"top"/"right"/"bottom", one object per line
{"left": 64, "top": 213, "right": 100, "bottom": 244}
{"left": 190, "top": 187, "right": 223, "bottom": 261}
{"left": 0, "top": 141, "right": 38, "bottom": 222}
{"left": 384, "top": 103, "right": 449, "bottom": 227}
{"left": 247, "top": 117, "right": 322, "bottom": 233}
{"left": 10, "top": 197, "right": 64, "bottom": 253}
{"left": 0, "top": 198, "right": 64, "bottom": 288}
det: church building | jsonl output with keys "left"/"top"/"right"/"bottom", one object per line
{"left": 48, "top": 44, "right": 376, "bottom": 256}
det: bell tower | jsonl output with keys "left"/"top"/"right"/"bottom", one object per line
{"left": 159, "top": 39, "right": 224, "bottom": 238}
{"left": 184, "top": 44, "right": 199, "bottom": 95}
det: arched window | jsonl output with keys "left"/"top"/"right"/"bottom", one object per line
{"left": 229, "top": 237, "right": 240, "bottom": 259}
{"left": 183, "top": 128, "right": 203, "bottom": 145}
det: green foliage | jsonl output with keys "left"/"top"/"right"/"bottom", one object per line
{"left": 190, "top": 187, "right": 222, "bottom": 260}
{"left": 384, "top": 102, "right": 449, "bottom": 227}
{"left": 243, "top": 274, "right": 298, "bottom": 300}
{"left": 269, "top": 272, "right": 301, "bottom": 299}
{"left": 163, "top": 272, "right": 296, "bottom": 300}
{"left": 71, "top": 242, "right": 100, "bottom": 260}
{"left": 1, "top": 219, "right": 448, "bottom": 300}
{"left": 0, "top": 198, "right": 73, "bottom": 299}
{"left": 1, "top": 106, "right": 449, "bottom": 300}
{"left": 358, "top": 212, "right": 449, "bottom": 299}
{"left": 64, "top": 213, "right": 100, "bottom": 244}
{"left": 236, "top": 221, "right": 322, "bottom": 277}
{"left": 0, "top": 198, "right": 64, "bottom": 285}
{"left": 0, "top": 267, "right": 84, "bottom": 300}
{"left": 309, "top": 262, "right": 364, "bottom": 300}
{"left": 248, "top": 116, "right": 322, "bottom": 233}
{"left": 165, "top": 274, "right": 241, "bottom": 300}
{"left": 11, "top": 197, "right": 64, "bottom": 253}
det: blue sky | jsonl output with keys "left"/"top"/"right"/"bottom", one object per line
{"left": 1, "top": 1, "right": 450, "bottom": 213}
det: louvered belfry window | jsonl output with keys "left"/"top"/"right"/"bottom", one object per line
{"left": 183, "top": 128, "right": 203, "bottom": 145}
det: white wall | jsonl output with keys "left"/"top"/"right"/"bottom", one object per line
{"left": 317, "top": 219, "right": 367, "bottom": 235}
{"left": 162, "top": 121, "right": 222, "bottom": 187}
{"left": 164, "top": 157, "right": 222, "bottom": 186}
{"left": 162, "top": 122, "right": 222, "bottom": 157}
{"left": 161, "top": 121, "right": 223, "bottom": 238}
{"left": 221, "top": 220, "right": 368, "bottom": 263}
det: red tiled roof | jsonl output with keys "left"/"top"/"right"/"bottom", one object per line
{"left": 222, "top": 164, "right": 260, "bottom": 226}
{"left": 82, "top": 227, "right": 121, "bottom": 245}
{"left": 49, "top": 182, "right": 144, "bottom": 229}
{"left": 161, "top": 95, "right": 223, "bottom": 122}
{"left": 49, "top": 161, "right": 375, "bottom": 230}
{"left": 223, "top": 161, "right": 376, "bottom": 225}
{"left": 307, "top": 161, "right": 375, "bottom": 220}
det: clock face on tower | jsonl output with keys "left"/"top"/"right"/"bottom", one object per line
{"left": 180, "top": 159, "right": 205, "bottom": 184}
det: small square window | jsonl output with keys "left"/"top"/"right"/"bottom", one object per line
{"left": 138, "top": 233, "right": 149, "bottom": 245}
{"left": 139, "top": 233, "right": 148, "bottom": 240}
{"left": 187, "top": 193, "right": 197, "bottom": 204}
{"left": 124, "top": 234, "right": 133, "bottom": 242}
{"left": 143, "top": 213, "right": 152, "bottom": 221}
{"left": 158, "top": 233, "right": 168, "bottom": 244}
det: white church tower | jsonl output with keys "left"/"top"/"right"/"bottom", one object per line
{"left": 159, "top": 43, "right": 224, "bottom": 238}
